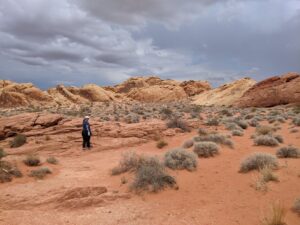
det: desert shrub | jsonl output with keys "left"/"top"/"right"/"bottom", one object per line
{"left": 0, "top": 161, "right": 22, "bottom": 183}
{"left": 45, "top": 135, "right": 51, "bottom": 141}
{"left": 111, "top": 151, "right": 140, "bottom": 175}
{"left": 292, "top": 117, "right": 300, "bottom": 126}
{"left": 225, "top": 122, "right": 240, "bottom": 131}
{"left": 164, "top": 148, "right": 197, "bottom": 171}
{"left": 23, "top": 155, "right": 41, "bottom": 167}
{"left": 293, "top": 198, "right": 300, "bottom": 214}
{"left": 125, "top": 114, "right": 140, "bottom": 124}
{"left": 130, "top": 156, "right": 176, "bottom": 193}
{"left": 290, "top": 128, "right": 299, "bottom": 133}
{"left": 239, "top": 153, "right": 278, "bottom": 173}
{"left": 206, "top": 118, "right": 219, "bottom": 126}
{"left": 232, "top": 129, "right": 244, "bottom": 136}
{"left": 276, "top": 146, "right": 300, "bottom": 158}
{"left": 182, "top": 139, "right": 194, "bottom": 149}
{"left": 254, "top": 135, "right": 279, "bottom": 147}
{"left": 166, "top": 117, "right": 190, "bottom": 132}
{"left": 46, "top": 156, "right": 58, "bottom": 164}
{"left": 0, "top": 148, "right": 7, "bottom": 160}
{"left": 160, "top": 107, "right": 173, "bottom": 118}
{"left": 249, "top": 119, "right": 259, "bottom": 127}
{"left": 260, "top": 166, "right": 279, "bottom": 183}
{"left": 10, "top": 134, "right": 27, "bottom": 148}
{"left": 156, "top": 140, "right": 168, "bottom": 149}
{"left": 193, "top": 142, "right": 219, "bottom": 158}
{"left": 29, "top": 167, "right": 51, "bottom": 179}
{"left": 274, "top": 135, "right": 283, "bottom": 144}
{"left": 255, "top": 126, "right": 274, "bottom": 136}
{"left": 235, "top": 120, "right": 248, "bottom": 129}
{"left": 262, "top": 202, "right": 286, "bottom": 225}
{"left": 194, "top": 133, "right": 234, "bottom": 148}
{"left": 198, "top": 127, "right": 208, "bottom": 135}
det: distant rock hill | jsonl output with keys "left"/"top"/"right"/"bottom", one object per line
{"left": 192, "top": 78, "right": 256, "bottom": 106}
{"left": 0, "top": 73, "right": 299, "bottom": 108}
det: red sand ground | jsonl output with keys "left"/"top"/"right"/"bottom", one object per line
{"left": 0, "top": 123, "right": 300, "bottom": 225}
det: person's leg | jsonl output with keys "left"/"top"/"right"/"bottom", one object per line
{"left": 82, "top": 134, "right": 87, "bottom": 149}
{"left": 87, "top": 136, "right": 91, "bottom": 149}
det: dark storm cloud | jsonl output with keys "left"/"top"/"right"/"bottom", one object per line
{"left": 0, "top": 0, "right": 299, "bottom": 88}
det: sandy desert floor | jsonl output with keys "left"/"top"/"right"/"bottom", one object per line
{"left": 0, "top": 120, "right": 300, "bottom": 225}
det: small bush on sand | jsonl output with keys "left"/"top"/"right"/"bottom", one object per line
{"left": 262, "top": 202, "right": 286, "bottom": 225}
{"left": 46, "top": 156, "right": 58, "bottom": 164}
{"left": 0, "top": 161, "right": 22, "bottom": 183}
{"left": 292, "top": 117, "right": 300, "bottom": 126}
{"left": 166, "top": 117, "right": 191, "bottom": 132}
{"left": 156, "top": 140, "right": 168, "bottom": 149}
{"left": 10, "top": 134, "right": 27, "bottom": 148}
{"left": 198, "top": 127, "right": 208, "bottom": 135}
{"left": 164, "top": 148, "right": 197, "bottom": 171}
{"left": 111, "top": 152, "right": 140, "bottom": 175}
{"left": 293, "top": 198, "right": 300, "bottom": 214}
{"left": 29, "top": 167, "right": 52, "bottom": 179}
{"left": 206, "top": 118, "right": 219, "bottom": 126}
{"left": 254, "top": 135, "right": 279, "bottom": 147}
{"left": 249, "top": 119, "right": 259, "bottom": 127}
{"left": 23, "top": 155, "right": 41, "bottom": 167}
{"left": 130, "top": 156, "right": 176, "bottom": 193}
{"left": 274, "top": 135, "right": 283, "bottom": 144}
{"left": 276, "top": 146, "right": 300, "bottom": 158}
{"left": 193, "top": 142, "right": 219, "bottom": 158}
{"left": 260, "top": 165, "right": 279, "bottom": 183}
{"left": 232, "top": 129, "right": 244, "bottom": 136}
{"left": 256, "top": 126, "right": 274, "bottom": 136}
{"left": 0, "top": 148, "right": 7, "bottom": 159}
{"left": 240, "top": 153, "right": 278, "bottom": 173}
{"left": 182, "top": 139, "right": 194, "bottom": 149}
{"left": 235, "top": 120, "right": 248, "bottom": 129}
{"left": 194, "top": 133, "right": 234, "bottom": 148}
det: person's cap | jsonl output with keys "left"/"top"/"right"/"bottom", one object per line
{"left": 84, "top": 116, "right": 90, "bottom": 119}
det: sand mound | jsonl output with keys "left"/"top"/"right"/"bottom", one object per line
{"left": 193, "top": 78, "right": 256, "bottom": 106}
{"left": 235, "top": 72, "right": 300, "bottom": 107}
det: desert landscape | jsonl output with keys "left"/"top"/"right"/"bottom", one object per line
{"left": 0, "top": 73, "right": 300, "bottom": 225}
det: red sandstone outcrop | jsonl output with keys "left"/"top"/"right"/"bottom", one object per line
{"left": 235, "top": 72, "right": 300, "bottom": 107}
{"left": 180, "top": 80, "right": 211, "bottom": 96}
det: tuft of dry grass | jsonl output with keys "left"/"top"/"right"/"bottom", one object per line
{"left": 111, "top": 151, "right": 140, "bottom": 175}
{"left": 10, "top": 134, "right": 27, "bottom": 148}
{"left": 47, "top": 156, "right": 59, "bottom": 164}
{"left": 240, "top": 153, "right": 278, "bottom": 173}
{"left": 261, "top": 202, "right": 286, "bottom": 225}
{"left": 23, "top": 155, "right": 41, "bottom": 167}
{"left": 193, "top": 142, "right": 219, "bottom": 158}
{"left": 276, "top": 146, "right": 300, "bottom": 158}
{"left": 29, "top": 167, "right": 52, "bottom": 179}
{"left": 164, "top": 148, "right": 197, "bottom": 171}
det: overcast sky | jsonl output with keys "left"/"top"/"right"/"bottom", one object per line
{"left": 0, "top": 0, "right": 299, "bottom": 89}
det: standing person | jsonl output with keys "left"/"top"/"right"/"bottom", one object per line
{"left": 82, "top": 116, "right": 92, "bottom": 150}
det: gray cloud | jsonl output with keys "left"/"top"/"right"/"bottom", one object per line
{"left": 0, "top": 0, "right": 299, "bottom": 88}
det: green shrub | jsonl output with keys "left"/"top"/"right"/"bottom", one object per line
{"left": 10, "top": 134, "right": 27, "bottom": 148}
{"left": 260, "top": 165, "right": 279, "bottom": 183}
{"left": 276, "top": 146, "right": 300, "bottom": 158}
{"left": 23, "top": 155, "right": 41, "bottom": 167}
{"left": 164, "top": 148, "right": 197, "bottom": 171}
{"left": 156, "top": 140, "right": 168, "bottom": 149}
{"left": 46, "top": 156, "right": 58, "bottom": 164}
{"left": 193, "top": 142, "right": 219, "bottom": 158}
{"left": 130, "top": 156, "right": 176, "bottom": 193}
{"left": 254, "top": 135, "right": 279, "bottom": 146}
{"left": 239, "top": 153, "right": 278, "bottom": 173}
{"left": 232, "top": 130, "right": 244, "bottom": 136}
{"left": 29, "top": 167, "right": 51, "bottom": 179}
{"left": 182, "top": 139, "right": 194, "bottom": 149}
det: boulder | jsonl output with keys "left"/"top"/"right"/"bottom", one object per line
{"left": 235, "top": 72, "right": 300, "bottom": 107}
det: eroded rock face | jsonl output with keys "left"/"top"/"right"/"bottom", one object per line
{"left": 0, "top": 80, "right": 52, "bottom": 107}
{"left": 180, "top": 80, "right": 211, "bottom": 96}
{"left": 235, "top": 72, "right": 300, "bottom": 107}
{"left": 193, "top": 78, "right": 256, "bottom": 106}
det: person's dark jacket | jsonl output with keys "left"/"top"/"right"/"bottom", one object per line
{"left": 82, "top": 119, "right": 92, "bottom": 136}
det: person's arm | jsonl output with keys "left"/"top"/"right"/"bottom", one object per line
{"left": 87, "top": 124, "right": 91, "bottom": 136}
